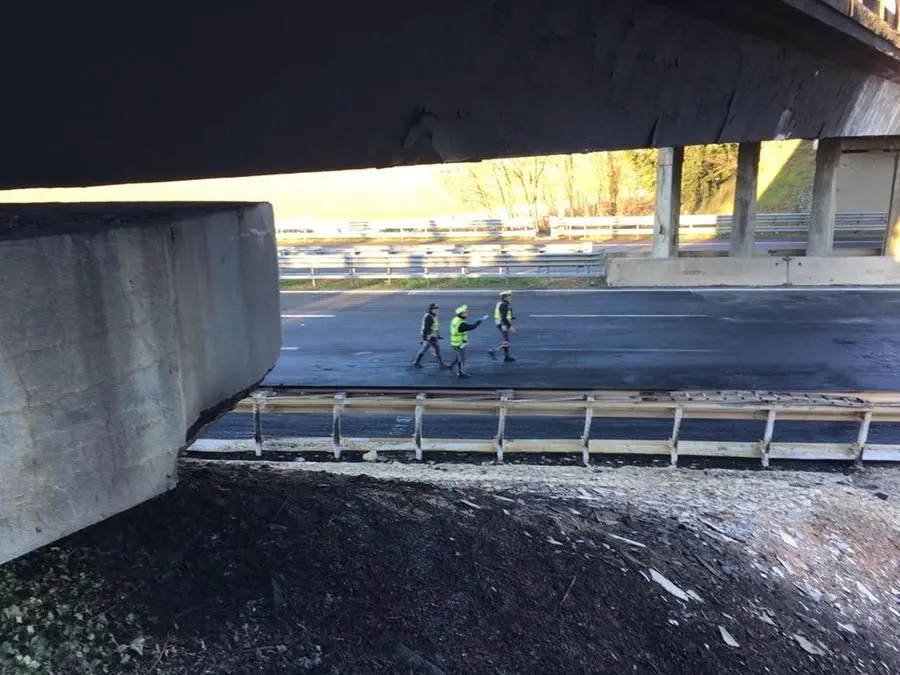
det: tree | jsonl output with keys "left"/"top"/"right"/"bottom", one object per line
{"left": 448, "top": 156, "right": 548, "bottom": 221}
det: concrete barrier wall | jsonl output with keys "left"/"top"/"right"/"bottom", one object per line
{"left": 605, "top": 257, "right": 789, "bottom": 287}
{"left": 0, "top": 204, "right": 281, "bottom": 564}
{"left": 788, "top": 257, "right": 900, "bottom": 285}
{"left": 607, "top": 256, "right": 900, "bottom": 287}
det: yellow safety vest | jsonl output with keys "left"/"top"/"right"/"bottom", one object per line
{"left": 450, "top": 316, "right": 467, "bottom": 347}
{"left": 494, "top": 301, "right": 511, "bottom": 325}
{"left": 421, "top": 313, "right": 439, "bottom": 339}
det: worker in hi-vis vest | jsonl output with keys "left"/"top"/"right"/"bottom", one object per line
{"left": 412, "top": 303, "right": 449, "bottom": 369}
{"left": 448, "top": 305, "right": 488, "bottom": 378}
{"left": 488, "top": 290, "right": 516, "bottom": 363}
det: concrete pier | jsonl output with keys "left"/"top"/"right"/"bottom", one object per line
{"left": 651, "top": 147, "right": 684, "bottom": 259}
{"left": 883, "top": 153, "right": 900, "bottom": 257}
{"left": 808, "top": 139, "right": 842, "bottom": 256}
{"left": 730, "top": 141, "right": 761, "bottom": 257}
{"left": 0, "top": 203, "right": 281, "bottom": 564}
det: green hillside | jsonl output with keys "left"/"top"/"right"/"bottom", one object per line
{"left": 698, "top": 140, "right": 815, "bottom": 214}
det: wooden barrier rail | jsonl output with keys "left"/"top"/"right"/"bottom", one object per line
{"left": 190, "top": 388, "right": 900, "bottom": 466}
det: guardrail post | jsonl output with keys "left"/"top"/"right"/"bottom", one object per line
{"left": 761, "top": 409, "right": 776, "bottom": 468}
{"left": 497, "top": 391, "right": 510, "bottom": 462}
{"left": 669, "top": 406, "right": 683, "bottom": 467}
{"left": 252, "top": 395, "right": 265, "bottom": 457}
{"left": 332, "top": 393, "right": 346, "bottom": 459}
{"left": 582, "top": 395, "right": 594, "bottom": 466}
{"left": 310, "top": 264, "right": 317, "bottom": 288}
{"left": 414, "top": 392, "right": 426, "bottom": 461}
{"left": 854, "top": 411, "right": 873, "bottom": 467}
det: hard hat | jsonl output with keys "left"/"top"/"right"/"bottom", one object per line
{"left": 455, "top": 305, "right": 468, "bottom": 314}
{"left": 500, "top": 290, "right": 512, "bottom": 296}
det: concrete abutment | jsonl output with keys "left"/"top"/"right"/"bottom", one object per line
{"left": 0, "top": 203, "right": 281, "bottom": 564}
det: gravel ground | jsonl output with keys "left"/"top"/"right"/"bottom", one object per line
{"left": 2, "top": 460, "right": 899, "bottom": 674}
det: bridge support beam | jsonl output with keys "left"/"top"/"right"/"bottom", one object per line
{"left": 882, "top": 153, "right": 900, "bottom": 257}
{"left": 0, "top": 203, "right": 281, "bottom": 564}
{"left": 730, "top": 141, "right": 761, "bottom": 257}
{"left": 808, "top": 139, "right": 842, "bottom": 256}
{"left": 651, "top": 147, "right": 684, "bottom": 259}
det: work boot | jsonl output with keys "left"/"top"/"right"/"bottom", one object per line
{"left": 457, "top": 371, "right": 471, "bottom": 378}
{"left": 488, "top": 350, "right": 497, "bottom": 361}
{"left": 504, "top": 356, "right": 516, "bottom": 363}
{"left": 412, "top": 358, "right": 423, "bottom": 368}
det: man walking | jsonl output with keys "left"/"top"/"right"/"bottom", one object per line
{"left": 412, "top": 303, "right": 449, "bottom": 369}
{"left": 488, "top": 290, "right": 517, "bottom": 363}
{"left": 448, "top": 305, "right": 489, "bottom": 378}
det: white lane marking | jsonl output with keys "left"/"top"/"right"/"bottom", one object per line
{"left": 281, "top": 347, "right": 302, "bottom": 351}
{"left": 280, "top": 287, "right": 900, "bottom": 295}
{"left": 281, "top": 314, "right": 335, "bottom": 318}
{"left": 720, "top": 316, "right": 874, "bottom": 324}
{"left": 529, "top": 348, "right": 721, "bottom": 353}
{"left": 529, "top": 314, "right": 707, "bottom": 318}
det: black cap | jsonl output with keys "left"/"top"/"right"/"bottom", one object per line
{"left": 428, "top": 303, "right": 439, "bottom": 310}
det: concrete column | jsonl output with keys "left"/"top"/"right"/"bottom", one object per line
{"left": 807, "top": 138, "right": 842, "bottom": 257}
{"left": 730, "top": 141, "right": 761, "bottom": 257}
{"left": 651, "top": 147, "right": 684, "bottom": 259}
{"left": 882, "top": 153, "right": 900, "bottom": 257}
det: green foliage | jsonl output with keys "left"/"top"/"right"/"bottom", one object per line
{"left": 681, "top": 144, "right": 739, "bottom": 214}
{"left": 0, "top": 549, "right": 144, "bottom": 674}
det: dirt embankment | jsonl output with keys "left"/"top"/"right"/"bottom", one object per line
{"left": 2, "top": 461, "right": 899, "bottom": 674}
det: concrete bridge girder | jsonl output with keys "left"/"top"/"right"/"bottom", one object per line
{"left": 2, "top": 0, "right": 900, "bottom": 189}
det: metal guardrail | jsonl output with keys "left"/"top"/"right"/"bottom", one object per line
{"left": 191, "top": 388, "right": 900, "bottom": 466}
{"left": 279, "top": 252, "right": 607, "bottom": 282}
{"left": 276, "top": 217, "right": 537, "bottom": 240}
{"left": 548, "top": 213, "right": 888, "bottom": 238}
{"left": 274, "top": 212, "right": 888, "bottom": 241}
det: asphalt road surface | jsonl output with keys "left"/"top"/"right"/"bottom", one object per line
{"left": 269, "top": 288, "right": 900, "bottom": 391}
{"left": 202, "top": 287, "right": 900, "bottom": 446}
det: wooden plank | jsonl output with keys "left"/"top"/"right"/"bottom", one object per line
{"left": 678, "top": 441, "right": 760, "bottom": 459}
{"left": 504, "top": 439, "right": 583, "bottom": 453}
{"left": 273, "top": 438, "right": 335, "bottom": 452}
{"left": 342, "top": 438, "right": 416, "bottom": 452}
{"left": 589, "top": 440, "right": 670, "bottom": 455}
{"left": 188, "top": 439, "right": 258, "bottom": 453}
{"left": 862, "top": 444, "right": 900, "bottom": 462}
{"left": 420, "top": 439, "right": 497, "bottom": 453}
{"left": 768, "top": 443, "right": 857, "bottom": 461}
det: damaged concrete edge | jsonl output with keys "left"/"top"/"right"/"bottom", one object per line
{"left": 185, "top": 373, "right": 273, "bottom": 444}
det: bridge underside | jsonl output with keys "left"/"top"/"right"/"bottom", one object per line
{"left": 3, "top": 0, "right": 900, "bottom": 189}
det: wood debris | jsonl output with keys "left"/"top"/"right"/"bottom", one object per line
{"left": 793, "top": 634, "right": 825, "bottom": 656}
{"left": 718, "top": 626, "right": 740, "bottom": 648}
{"left": 649, "top": 569, "right": 690, "bottom": 602}
{"left": 606, "top": 533, "right": 647, "bottom": 549}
